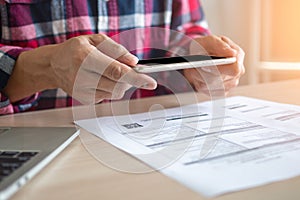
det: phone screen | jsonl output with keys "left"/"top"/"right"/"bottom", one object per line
{"left": 134, "top": 55, "right": 236, "bottom": 73}
{"left": 137, "top": 55, "right": 225, "bottom": 65}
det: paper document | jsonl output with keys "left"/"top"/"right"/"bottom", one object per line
{"left": 75, "top": 96, "right": 300, "bottom": 197}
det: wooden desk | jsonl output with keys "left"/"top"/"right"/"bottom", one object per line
{"left": 1, "top": 79, "right": 300, "bottom": 200}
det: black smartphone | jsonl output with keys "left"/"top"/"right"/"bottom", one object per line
{"left": 134, "top": 55, "right": 236, "bottom": 73}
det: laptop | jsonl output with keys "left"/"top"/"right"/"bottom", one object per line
{"left": 0, "top": 127, "right": 80, "bottom": 200}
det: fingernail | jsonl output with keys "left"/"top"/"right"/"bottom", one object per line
{"left": 141, "top": 82, "right": 157, "bottom": 89}
{"left": 201, "top": 67, "right": 213, "bottom": 73}
{"left": 140, "top": 83, "right": 150, "bottom": 89}
{"left": 124, "top": 54, "right": 139, "bottom": 64}
{"left": 224, "top": 43, "right": 231, "bottom": 49}
{"left": 231, "top": 49, "right": 237, "bottom": 55}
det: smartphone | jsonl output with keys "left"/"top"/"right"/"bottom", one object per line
{"left": 134, "top": 55, "right": 236, "bottom": 73}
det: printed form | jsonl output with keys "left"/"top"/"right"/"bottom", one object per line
{"left": 75, "top": 96, "right": 300, "bottom": 197}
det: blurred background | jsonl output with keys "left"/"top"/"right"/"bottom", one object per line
{"left": 202, "top": 0, "right": 300, "bottom": 85}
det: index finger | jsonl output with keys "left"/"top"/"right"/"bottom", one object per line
{"left": 220, "top": 36, "right": 245, "bottom": 75}
{"left": 81, "top": 39, "right": 157, "bottom": 90}
{"left": 103, "top": 59, "right": 157, "bottom": 90}
{"left": 91, "top": 35, "right": 139, "bottom": 67}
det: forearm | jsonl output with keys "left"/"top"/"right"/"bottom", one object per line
{"left": 3, "top": 45, "right": 56, "bottom": 103}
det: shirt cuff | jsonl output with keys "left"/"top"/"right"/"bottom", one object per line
{"left": 0, "top": 46, "right": 32, "bottom": 90}
{"left": 0, "top": 92, "right": 39, "bottom": 115}
{"left": 0, "top": 93, "right": 14, "bottom": 115}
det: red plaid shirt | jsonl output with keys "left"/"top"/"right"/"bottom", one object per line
{"left": 0, "top": 0, "right": 209, "bottom": 115}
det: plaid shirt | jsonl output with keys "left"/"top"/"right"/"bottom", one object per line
{"left": 0, "top": 0, "right": 209, "bottom": 115}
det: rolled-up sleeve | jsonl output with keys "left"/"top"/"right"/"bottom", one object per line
{"left": 0, "top": 44, "right": 38, "bottom": 115}
{"left": 0, "top": 44, "right": 32, "bottom": 89}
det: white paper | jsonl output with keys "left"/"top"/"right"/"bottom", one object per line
{"left": 75, "top": 96, "right": 300, "bottom": 197}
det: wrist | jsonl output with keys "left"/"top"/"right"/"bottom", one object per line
{"left": 3, "top": 45, "right": 57, "bottom": 102}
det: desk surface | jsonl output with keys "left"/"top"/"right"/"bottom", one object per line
{"left": 1, "top": 79, "right": 300, "bottom": 200}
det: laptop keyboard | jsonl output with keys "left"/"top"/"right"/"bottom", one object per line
{"left": 0, "top": 150, "right": 39, "bottom": 182}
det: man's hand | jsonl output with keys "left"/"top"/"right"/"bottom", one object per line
{"left": 183, "top": 35, "right": 245, "bottom": 95}
{"left": 4, "top": 34, "right": 157, "bottom": 104}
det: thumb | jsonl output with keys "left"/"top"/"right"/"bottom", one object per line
{"left": 191, "top": 35, "right": 237, "bottom": 57}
